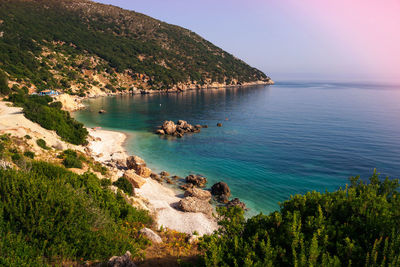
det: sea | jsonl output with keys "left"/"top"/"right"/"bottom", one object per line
{"left": 74, "top": 82, "right": 400, "bottom": 216}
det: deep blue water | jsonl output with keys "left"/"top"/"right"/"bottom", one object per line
{"left": 74, "top": 82, "right": 400, "bottom": 215}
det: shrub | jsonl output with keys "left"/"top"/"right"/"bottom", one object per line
{"left": 92, "top": 162, "right": 108, "bottom": 175}
{"left": 200, "top": 171, "right": 400, "bottom": 266}
{"left": 0, "top": 70, "right": 10, "bottom": 95}
{"left": 0, "top": 162, "right": 151, "bottom": 265}
{"left": 100, "top": 179, "right": 112, "bottom": 187}
{"left": 24, "top": 151, "right": 35, "bottom": 159}
{"left": 36, "top": 139, "right": 48, "bottom": 150}
{"left": 62, "top": 155, "right": 82, "bottom": 169}
{"left": 24, "top": 135, "right": 32, "bottom": 139}
{"left": 11, "top": 153, "right": 22, "bottom": 163}
{"left": 62, "top": 149, "right": 77, "bottom": 158}
{"left": 49, "top": 101, "right": 62, "bottom": 109}
{"left": 113, "top": 177, "right": 134, "bottom": 196}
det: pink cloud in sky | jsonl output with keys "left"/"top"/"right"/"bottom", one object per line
{"left": 288, "top": 0, "right": 400, "bottom": 80}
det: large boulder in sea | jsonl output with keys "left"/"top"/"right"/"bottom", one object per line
{"left": 108, "top": 251, "right": 136, "bottom": 267}
{"left": 185, "top": 174, "right": 207, "bottom": 187}
{"left": 162, "top": 120, "right": 177, "bottom": 135}
{"left": 124, "top": 170, "right": 146, "bottom": 188}
{"left": 184, "top": 187, "right": 212, "bottom": 201}
{"left": 211, "top": 182, "right": 231, "bottom": 203}
{"left": 178, "top": 197, "right": 213, "bottom": 216}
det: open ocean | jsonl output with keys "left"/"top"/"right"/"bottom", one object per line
{"left": 74, "top": 82, "right": 400, "bottom": 215}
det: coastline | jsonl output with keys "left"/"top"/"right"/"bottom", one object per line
{"left": 87, "top": 127, "right": 218, "bottom": 235}
{"left": 63, "top": 80, "right": 274, "bottom": 112}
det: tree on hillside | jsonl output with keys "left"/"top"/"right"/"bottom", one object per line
{"left": 0, "top": 70, "right": 10, "bottom": 95}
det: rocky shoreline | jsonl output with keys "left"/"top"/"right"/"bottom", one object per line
{"left": 65, "top": 80, "right": 274, "bottom": 112}
{"left": 87, "top": 128, "right": 247, "bottom": 235}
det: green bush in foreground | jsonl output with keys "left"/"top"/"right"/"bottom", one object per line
{"left": 113, "top": 177, "right": 134, "bottom": 196}
{"left": 200, "top": 171, "right": 400, "bottom": 266}
{"left": 0, "top": 161, "right": 151, "bottom": 265}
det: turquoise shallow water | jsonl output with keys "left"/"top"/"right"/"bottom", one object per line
{"left": 74, "top": 82, "right": 400, "bottom": 215}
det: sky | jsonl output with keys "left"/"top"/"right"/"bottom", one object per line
{"left": 95, "top": 0, "right": 400, "bottom": 82}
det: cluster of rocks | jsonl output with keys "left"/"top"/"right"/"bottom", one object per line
{"left": 177, "top": 174, "right": 213, "bottom": 216}
{"left": 105, "top": 151, "right": 247, "bottom": 218}
{"left": 155, "top": 120, "right": 207, "bottom": 138}
{"left": 150, "top": 171, "right": 181, "bottom": 184}
{"left": 109, "top": 155, "right": 154, "bottom": 191}
{"left": 177, "top": 174, "right": 247, "bottom": 215}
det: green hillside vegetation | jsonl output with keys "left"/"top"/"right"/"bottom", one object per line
{"left": 0, "top": 0, "right": 270, "bottom": 92}
{"left": 200, "top": 171, "right": 400, "bottom": 266}
{"left": 0, "top": 161, "right": 151, "bottom": 266}
{"left": 8, "top": 93, "right": 88, "bottom": 145}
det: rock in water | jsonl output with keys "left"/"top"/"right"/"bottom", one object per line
{"left": 124, "top": 170, "right": 146, "bottom": 188}
{"left": 155, "top": 129, "right": 165, "bottom": 135}
{"left": 162, "top": 120, "right": 177, "bottom": 135}
{"left": 139, "top": 228, "right": 163, "bottom": 244}
{"left": 211, "top": 182, "right": 231, "bottom": 203}
{"left": 150, "top": 172, "right": 160, "bottom": 179}
{"left": 180, "top": 183, "right": 194, "bottom": 191}
{"left": 160, "top": 171, "right": 170, "bottom": 176}
{"left": 227, "top": 198, "right": 247, "bottom": 210}
{"left": 184, "top": 187, "right": 212, "bottom": 200}
{"left": 185, "top": 174, "right": 207, "bottom": 187}
{"left": 178, "top": 197, "right": 213, "bottom": 216}
{"left": 108, "top": 251, "right": 136, "bottom": 267}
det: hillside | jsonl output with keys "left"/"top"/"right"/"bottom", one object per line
{"left": 0, "top": 0, "right": 272, "bottom": 95}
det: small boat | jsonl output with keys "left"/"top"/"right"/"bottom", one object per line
{"left": 98, "top": 109, "right": 106, "bottom": 114}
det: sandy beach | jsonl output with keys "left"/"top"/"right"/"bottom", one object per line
{"left": 87, "top": 128, "right": 218, "bottom": 235}
{"left": 88, "top": 128, "right": 128, "bottom": 162}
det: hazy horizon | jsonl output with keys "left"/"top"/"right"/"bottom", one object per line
{"left": 95, "top": 0, "right": 400, "bottom": 83}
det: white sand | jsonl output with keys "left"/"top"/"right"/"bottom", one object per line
{"left": 88, "top": 128, "right": 128, "bottom": 162}
{"left": 135, "top": 179, "right": 218, "bottom": 235}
